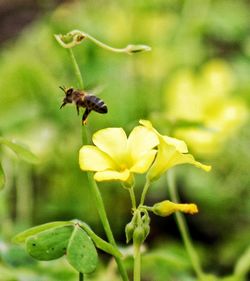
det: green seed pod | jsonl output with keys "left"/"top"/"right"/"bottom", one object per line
{"left": 125, "top": 221, "right": 136, "bottom": 244}
{"left": 133, "top": 225, "right": 145, "bottom": 246}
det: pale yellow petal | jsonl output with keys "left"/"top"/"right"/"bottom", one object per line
{"left": 130, "top": 150, "right": 157, "bottom": 173}
{"left": 175, "top": 154, "right": 211, "bottom": 172}
{"left": 94, "top": 169, "right": 130, "bottom": 182}
{"left": 139, "top": 119, "right": 154, "bottom": 130}
{"left": 148, "top": 139, "right": 211, "bottom": 181}
{"left": 163, "top": 136, "right": 188, "bottom": 153}
{"left": 92, "top": 128, "right": 127, "bottom": 164}
{"left": 148, "top": 141, "right": 177, "bottom": 181}
{"left": 127, "top": 126, "right": 158, "bottom": 163}
{"left": 162, "top": 152, "right": 211, "bottom": 172}
{"left": 79, "top": 146, "right": 117, "bottom": 171}
{"left": 140, "top": 120, "right": 188, "bottom": 153}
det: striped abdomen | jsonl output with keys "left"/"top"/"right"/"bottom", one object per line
{"left": 84, "top": 95, "right": 108, "bottom": 114}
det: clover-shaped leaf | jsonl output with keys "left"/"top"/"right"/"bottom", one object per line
{"left": 26, "top": 226, "right": 73, "bottom": 261}
{"left": 13, "top": 221, "right": 74, "bottom": 244}
{"left": 67, "top": 225, "right": 98, "bottom": 274}
{"left": 13, "top": 220, "right": 122, "bottom": 274}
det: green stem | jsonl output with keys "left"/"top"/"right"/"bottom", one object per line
{"left": 133, "top": 243, "right": 141, "bottom": 281}
{"left": 129, "top": 187, "right": 137, "bottom": 209}
{"left": 82, "top": 127, "right": 129, "bottom": 281}
{"left": 79, "top": 272, "right": 84, "bottom": 281}
{"left": 140, "top": 178, "right": 151, "bottom": 205}
{"left": 85, "top": 33, "right": 128, "bottom": 53}
{"left": 67, "top": 49, "right": 128, "bottom": 281}
{"left": 68, "top": 48, "right": 84, "bottom": 89}
{"left": 16, "top": 163, "right": 33, "bottom": 228}
{"left": 167, "top": 169, "right": 204, "bottom": 280}
{"left": 87, "top": 173, "right": 129, "bottom": 281}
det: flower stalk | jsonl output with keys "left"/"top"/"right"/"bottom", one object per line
{"left": 140, "top": 178, "right": 151, "bottom": 205}
{"left": 86, "top": 170, "right": 129, "bottom": 281}
{"left": 79, "top": 272, "right": 84, "bottom": 281}
{"left": 67, "top": 45, "right": 129, "bottom": 281}
{"left": 167, "top": 169, "right": 204, "bottom": 280}
{"left": 55, "top": 30, "right": 151, "bottom": 54}
{"left": 129, "top": 186, "right": 137, "bottom": 210}
{"left": 68, "top": 49, "right": 84, "bottom": 89}
{"left": 133, "top": 243, "right": 141, "bottom": 281}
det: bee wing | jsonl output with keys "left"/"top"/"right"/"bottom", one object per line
{"left": 86, "top": 84, "right": 107, "bottom": 96}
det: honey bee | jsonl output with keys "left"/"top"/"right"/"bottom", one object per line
{"left": 60, "top": 86, "right": 108, "bottom": 124}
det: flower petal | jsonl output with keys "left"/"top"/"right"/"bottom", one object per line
{"left": 130, "top": 150, "right": 157, "bottom": 173}
{"left": 94, "top": 169, "right": 130, "bottom": 182}
{"left": 152, "top": 200, "right": 198, "bottom": 216}
{"left": 163, "top": 136, "right": 188, "bottom": 153}
{"left": 148, "top": 140, "right": 177, "bottom": 181}
{"left": 92, "top": 128, "right": 127, "bottom": 164}
{"left": 140, "top": 120, "right": 188, "bottom": 153}
{"left": 127, "top": 126, "right": 158, "bottom": 164}
{"left": 168, "top": 153, "right": 211, "bottom": 172}
{"left": 79, "top": 145, "right": 117, "bottom": 171}
{"left": 148, "top": 138, "right": 211, "bottom": 181}
{"left": 139, "top": 119, "right": 154, "bottom": 130}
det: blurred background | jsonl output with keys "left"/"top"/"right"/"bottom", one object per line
{"left": 0, "top": 0, "right": 249, "bottom": 280}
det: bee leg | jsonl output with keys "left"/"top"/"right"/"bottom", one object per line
{"left": 82, "top": 108, "right": 92, "bottom": 125}
{"left": 60, "top": 102, "right": 66, "bottom": 109}
{"left": 76, "top": 104, "right": 80, "bottom": 115}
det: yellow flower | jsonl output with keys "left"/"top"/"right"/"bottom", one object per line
{"left": 163, "top": 60, "right": 248, "bottom": 156}
{"left": 79, "top": 126, "right": 158, "bottom": 184}
{"left": 139, "top": 120, "right": 211, "bottom": 181}
{"left": 152, "top": 200, "right": 198, "bottom": 216}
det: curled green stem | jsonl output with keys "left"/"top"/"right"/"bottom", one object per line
{"left": 55, "top": 30, "right": 151, "bottom": 54}
{"left": 167, "top": 169, "right": 204, "bottom": 280}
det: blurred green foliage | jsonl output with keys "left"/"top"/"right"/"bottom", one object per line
{"left": 0, "top": 0, "right": 249, "bottom": 280}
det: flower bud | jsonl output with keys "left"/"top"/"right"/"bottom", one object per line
{"left": 152, "top": 200, "right": 198, "bottom": 217}
{"left": 125, "top": 221, "right": 136, "bottom": 244}
{"left": 141, "top": 212, "right": 150, "bottom": 239}
{"left": 125, "top": 44, "right": 151, "bottom": 54}
{"left": 54, "top": 30, "right": 86, "bottom": 49}
{"left": 142, "top": 223, "right": 150, "bottom": 239}
{"left": 133, "top": 225, "right": 146, "bottom": 246}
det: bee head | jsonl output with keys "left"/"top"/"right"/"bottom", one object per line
{"left": 59, "top": 86, "right": 74, "bottom": 108}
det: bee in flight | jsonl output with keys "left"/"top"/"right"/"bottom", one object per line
{"left": 59, "top": 86, "right": 108, "bottom": 124}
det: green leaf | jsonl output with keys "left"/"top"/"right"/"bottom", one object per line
{"left": 0, "top": 162, "right": 5, "bottom": 190}
{"left": 77, "top": 220, "right": 122, "bottom": 258}
{"left": 67, "top": 225, "right": 98, "bottom": 274}
{"left": 0, "top": 137, "right": 38, "bottom": 164}
{"left": 234, "top": 245, "right": 250, "bottom": 278}
{"left": 26, "top": 226, "right": 73, "bottom": 261}
{"left": 13, "top": 221, "right": 74, "bottom": 244}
